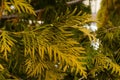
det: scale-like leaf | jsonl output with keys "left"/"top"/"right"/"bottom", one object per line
{"left": 11, "top": 0, "right": 35, "bottom": 15}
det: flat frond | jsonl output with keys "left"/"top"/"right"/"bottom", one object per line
{"left": 11, "top": 0, "right": 35, "bottom": 15}
{"left": 91, "top": 54, "right": 120, "bottom": 77}
{"left": 0, "top": 31, "right": 16, "bottom": 60}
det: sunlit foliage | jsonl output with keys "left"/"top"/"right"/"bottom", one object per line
{"left": 0, "top": 0, "right": 95, "bottom": 80}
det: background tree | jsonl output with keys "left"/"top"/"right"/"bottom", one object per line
{"left": 90, "top": 0, "right": 120, "bottom": 79}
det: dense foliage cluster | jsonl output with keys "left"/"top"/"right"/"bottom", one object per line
{"left": 96, "top": 0, "right": 120, "bottom": 79}
{"left": 0, "top": 0, "right": 93, "bottom": 80}
{"left": 0, "top": 0, "right": 120, "bottom": 80}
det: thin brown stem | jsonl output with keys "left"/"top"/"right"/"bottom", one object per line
{"left": 1, "top": 0, "right": 84, "bottom": 19}
{"left": 66, "top": 0, "right": 84, "bottom": 5}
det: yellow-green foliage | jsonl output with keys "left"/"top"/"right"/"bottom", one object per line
{"left": 0, "top": 0, "right": 95, "bottom": 80}
{"left": 0, "top": 31, "right": 16, "bottom": 60}
{"left": 92, "top": 54, "right": 120, "bottom": 75}
{"left": 3, "top": 0, "right": 35, "bottom": 15}
{"left": 97, "top": 0, "right": 120, "bottom": 27}
{"left": 96, "top": 0, "right": 120, "bottom": 79}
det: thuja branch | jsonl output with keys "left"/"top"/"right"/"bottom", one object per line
{"left": 1, "top": 0, "right": 84, "bottom": 19}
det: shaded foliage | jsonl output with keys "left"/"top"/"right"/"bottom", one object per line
{"left": 95, "top": 0, "right": 120, "bottom": 79}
